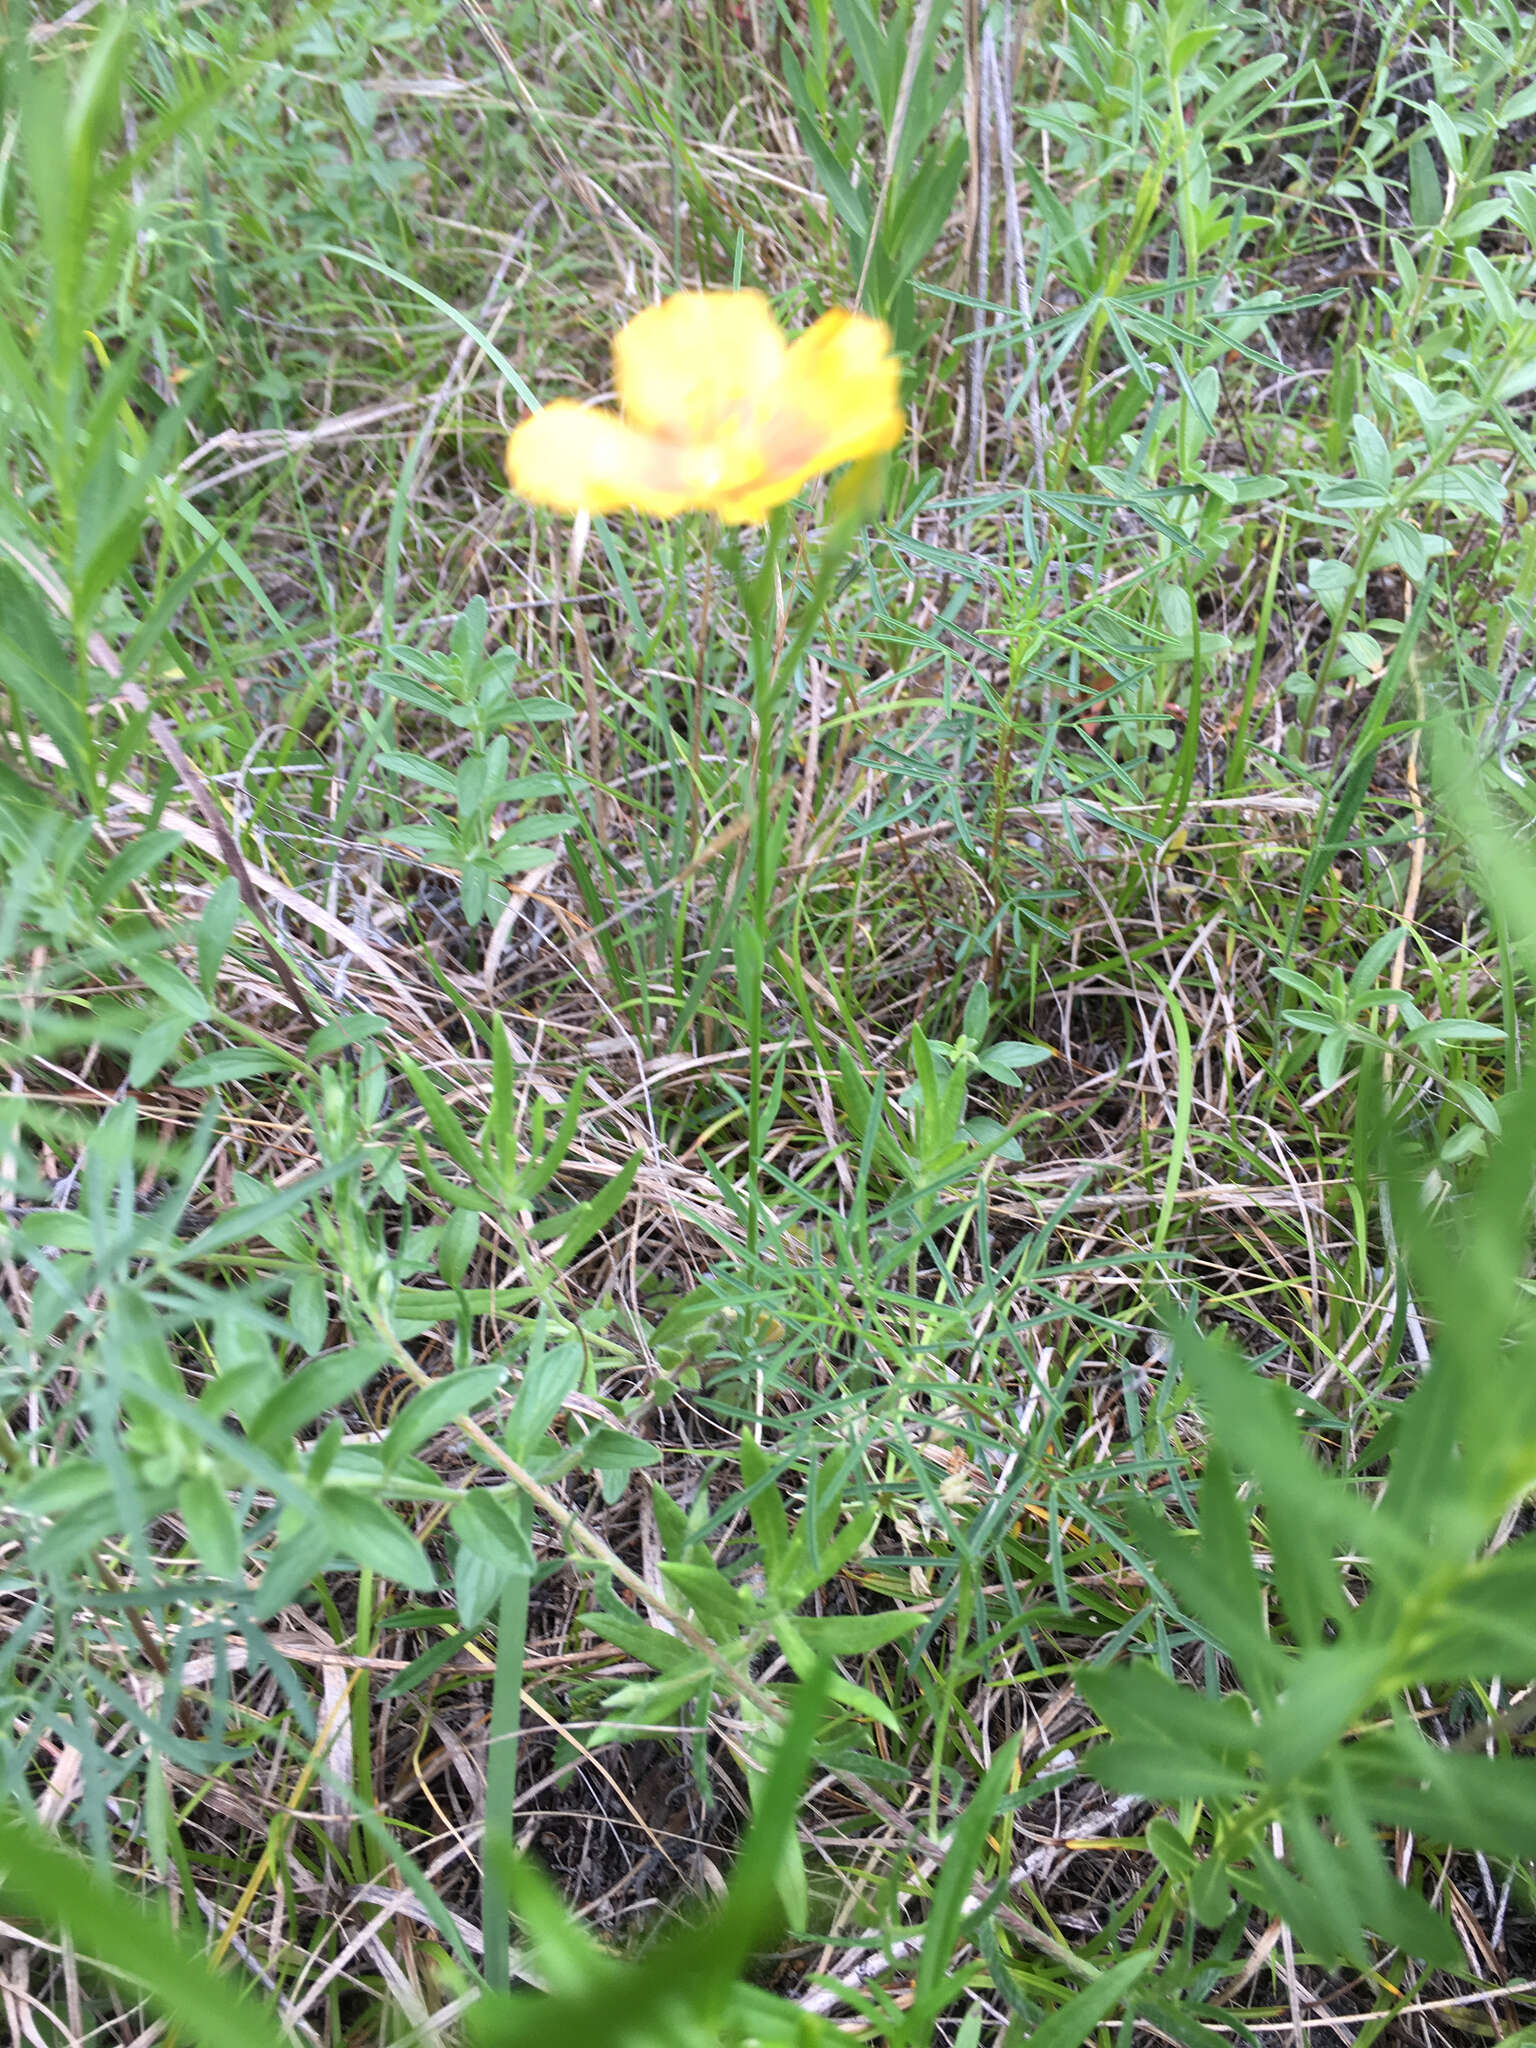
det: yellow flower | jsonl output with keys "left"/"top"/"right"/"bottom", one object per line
{"left": 504, "top": 290, "right": 902, "bottom": 525}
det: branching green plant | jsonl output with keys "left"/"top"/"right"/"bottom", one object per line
{"left": 372, "top": 596, "right": 579, "bottom": 926}
{"left": 1273, "top": 925, "right": 1503, "bottom": 1150}
{"left": 0, "top": 1673, "right": 844, "bottom": 2048}
{"left": 1082, "top": 745, "right": 1536, "bottom": 2000}
{"left": 778, "top": 0, "right": 967, "bottom": 357}
{"left": 1083, "top": 1081, "right": 1536, "bottom": 1978}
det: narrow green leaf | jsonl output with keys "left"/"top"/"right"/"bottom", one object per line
{"left": 529, "top": 1150, "right": 639, "bottom": 1261}
{"left": 249, "top": 1346, "right": 385, "bottom": 1444}
{"left": 0, "top": 1810, "right": 287, "bottom": 2047}
{"left": 0, "top": 560, "right": 89, "bottom": 790}
{"left": 386, "top": 1363, "right": 506, "bottom": 1463}
{"left": 318, "top": 1491, "right": 436, "bottom": 1590}
{"left": 912, "top": 1734, "right": 1022, "bottom": 2028}
{"left": 1023, "top": 1952, "right": 1154, "bottom": 2048}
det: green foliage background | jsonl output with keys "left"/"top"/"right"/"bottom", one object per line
{"left": 5, "top": 0, "right": 1536, "bottom": 2041}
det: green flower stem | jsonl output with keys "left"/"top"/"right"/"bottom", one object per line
{"left": 727, "top": 510, "right": 859, "bottom": 1259}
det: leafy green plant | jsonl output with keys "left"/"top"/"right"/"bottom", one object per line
{"left": 397, "top": 1015, "right": 641, "bottom": 1297}
{"left": 778, "top": 0, "right": 966, "bottom": 356}
{"left": 0, "top": 1674, "right": 841, "bottom": 2048}
{"left": 0, "top": 10, "right": 217, "bottom": 806}
{"left": 1082, "top": 1066, "right": 1536, "bottom": 1978}
{"left": 0, "top": 807, "right": 203, "bottom": 1138}
{"left": 590, "top": 1438, "right": 911, "bottom": 1734}
{"left": 1273, "top": 925, "right": 1503, "bottom": 1142}
{"left": 825, "top": 977, "right": 1048, "bottom": 1237}
{"left": 896, "top": 976, "right": 1051, "bottom": 1166}
{"left": 372, "top": 597, "right": 579, "bottom": 926}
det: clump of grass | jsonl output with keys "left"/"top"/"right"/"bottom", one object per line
{"left": 5, "top": 1, "right": 1536, "bottom": 2042}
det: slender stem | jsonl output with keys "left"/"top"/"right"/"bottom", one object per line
{"left": 723, "top": 512, "right": 858, "bottom": 1259}
{"left": 482, "top": 1529, "right": 530, "bottom": 1994}
{"left": 744, "top": 522, "right": 781, "bottom": 1262}
{"left": 689, "top": 522, "right": 716, "bottom": 857}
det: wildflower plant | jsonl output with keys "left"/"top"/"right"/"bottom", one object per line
{"left": 506, "top": 288, "right": 903, "bottom": 1249}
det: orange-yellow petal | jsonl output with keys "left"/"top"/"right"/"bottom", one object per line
{"left": 505, "top": 401, "right": 720, "bottom": 518}
{"left": 779, "top": 309, "right": 904, "bottom": 468}
{"left": 613, "top": 290, "right": 786, "bottom": 442}
{"left": 709, "top": 308, "right": 903, "bottom": 524}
